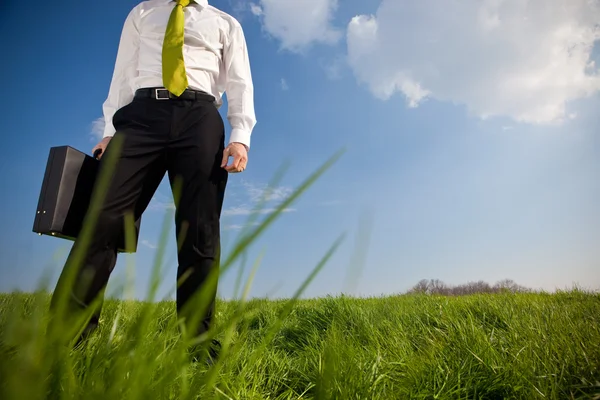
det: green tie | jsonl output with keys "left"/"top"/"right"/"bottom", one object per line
{"left": 162, "top": 0, "right": 190, "bottom": 96}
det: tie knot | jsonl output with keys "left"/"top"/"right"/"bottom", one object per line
{"left": 177, "top": 0, "right": 191, "bottom": 6}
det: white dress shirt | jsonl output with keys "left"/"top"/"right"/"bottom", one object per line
{"left": 101, "top": 0, "right": 256, "bottom": 148}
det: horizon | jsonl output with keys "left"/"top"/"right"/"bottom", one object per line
{"left": 2, "top": 278, "right": 593, "bottom": 303}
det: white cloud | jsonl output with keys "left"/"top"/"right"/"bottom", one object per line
{"left": 90, "top": 117, "right": 105, "bottom": 141}
{"left": 148, "top": 193, "right": 175, "bottom": 211}
{"left": 249, "top": 3, "right": 263, "bottom": 16}
{"left": 281, "top": 78, "right": 289, "bottom": 91}
{"left": 346, "top": 0, "right": 600, "bottom": 124}
{"left": 223, "top": 222, "right": 260, "bottom": 231}
{"left": 242, "top": 181, "right": 293, "bottom": 202}
{"left": 222, "top": 181, "right": 296, "bottom": 217}
{"left": 222, "top": 205, "right": 296, "bottom": 216}
{"left": 145, "top": 183, "right": 296, "bottom": 218}
{"left": 141, "top": 240, "right": 158, "bottom": 249}
{"left": 249, "top": 0, "right": 342, "bottom": 52}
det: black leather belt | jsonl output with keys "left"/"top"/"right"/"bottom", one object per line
{"left": 135, "top": 87, "right": 215, "bottom": 102}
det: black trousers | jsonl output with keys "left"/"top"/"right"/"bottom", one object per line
{"left": 50, "top": 92, "right": 228, "bottom": 340}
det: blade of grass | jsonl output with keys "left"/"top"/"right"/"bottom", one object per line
{"left": 200, "top": 249, "right": 265, "bottom": 392}
{"left": 342, "top": 209, "right": 374, "bottom": 296}
{"left": 221, "top": 148, "right": 345, "bottom": 272}
{"left": 49, "top": 135, "right": 124, "bottom": 343}
{"left": 229, "top": 233, "right": 346, "bottom": 394}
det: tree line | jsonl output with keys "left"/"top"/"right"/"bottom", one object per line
{"left": 407, "top": 279, "right": 532, "bottom": 296}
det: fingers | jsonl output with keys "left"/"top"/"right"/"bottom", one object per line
{"left": 92, "top": 145, "right": 104, "bottom": 160}
{"left": 222, "top": 147, "right": 248, "bottom": 173}
{"left": 221, "top": 147, "right": 230, "bottom": 168}
{"left": 226, "top": 154, "right": 242, "bottom": 172}
{"left": 225, "top": 157, "right": 242, "bottom": 172}
{"left": 92, "top": 137, "right": 112, "bottom": 160}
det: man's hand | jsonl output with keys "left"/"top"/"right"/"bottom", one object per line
{"left": 221, "top": 142, "right": 248, "bottom": 173}
{"left": 92, "top": 137, "right": 112, "bottom": 160}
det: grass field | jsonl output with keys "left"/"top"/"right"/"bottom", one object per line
{"left": 1, "top": 289, "right": 599, "bottom": 399}
{"left": 3, "top": 152, "right": 599, "bottom": 399}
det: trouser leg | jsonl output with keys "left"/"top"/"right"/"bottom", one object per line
{"left": 167, "top": 99, "right": 228, "bottom": 338}
{"left": 49, "top": 98, "right": 169, "bottom": 342}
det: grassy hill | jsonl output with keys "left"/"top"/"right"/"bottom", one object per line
{"left": 3, "top": 157, "right": 599, "bottom": 398}
{"left": 1, "top": 289, "right": 599, "bottom": 399}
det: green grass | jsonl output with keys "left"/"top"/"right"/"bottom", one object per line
{"left": 2, "top": 149, "right": 599, "bottom": 399}
{"left": 1, "top": 290, "right": 599, "bottom": 399}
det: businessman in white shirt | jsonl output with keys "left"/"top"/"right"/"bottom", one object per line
{"left": 50, "top": 0, "right": 256, "bottom": 363}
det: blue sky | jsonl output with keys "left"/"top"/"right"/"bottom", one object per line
{"left": 0, "top": 0, "right": 599, "bottom": 301}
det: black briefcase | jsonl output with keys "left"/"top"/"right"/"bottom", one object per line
{"left": 32, "top": 146, "right": 141, "bottom": 253}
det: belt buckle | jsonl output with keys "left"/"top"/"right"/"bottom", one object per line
{"left": 155, "top": 88, "right": 170, "bottom": 100}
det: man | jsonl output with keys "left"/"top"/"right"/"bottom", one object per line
{"left": 49, "top": 0, "right": 256, "bottom": 362}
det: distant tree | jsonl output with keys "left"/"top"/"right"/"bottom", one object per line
{"left": 493, "top": 279, "right": 530, "bottom": 293}
{"left": 407, "top": 278, "right": 532, "bottom": 296}
{"left": 409, "top": 279, "right": 430, "bottom": 294}
{"left": 429, "top": 279, "right": 448, "bottom": 295}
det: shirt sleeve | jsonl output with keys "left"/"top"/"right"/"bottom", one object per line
{"left": 222, "top": 18, "right": 256, "bottom": 149}
{"left": 101, "top": 8, "right": 141, "bottom": 138}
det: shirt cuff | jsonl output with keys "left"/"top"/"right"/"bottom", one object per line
{"left": 229, "top": 128, "right": 251, "bottom": 149}
{"left": 103, "top": 124, "right": 116, "bottom": 138}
